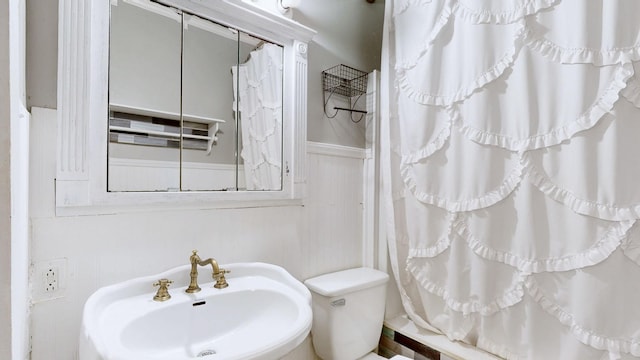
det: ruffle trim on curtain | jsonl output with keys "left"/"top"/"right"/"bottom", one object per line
{"left": 455, "top": 63, "right": 633, "bottom": 151}
{"left": 454, "top": 0, "right": 559, "bottom": 25}
{"left": 410, "top": 288, "right": 477, "bottom": 341}
{"left": 525, "top": 277, "right": 640, "bottom": 357}
{"left": 394, "top": 0, "right": 559, "bottom": 25}
{"left": 395, "top": 23, "right": 525, "bottom": 106}
{"left": 622, "top": 73, "right": 640, "bottom": 107}
{"left": 523, "top": 155, "right": 640, "bottom": 221}
{"left": 521, "top": 0, "right": 640, "bottom": 67}
{"left": 402, "top": 267, "right": 640, "bottom": 357}
{"left": 396, "top": 46, "right": 519, "bottom": 106}
{"left": 400, "top": 120, "right": 451, "bottom": 164}
{"left": 454, "top": 216, "right": 636, "bottom": 274}
{"left": 393, "top": 0, "right": 434, "bottom": 17}
{"left": 523, "top": 29, "right": 640, "bottom": 66}
{"left": 407, "top": 235, "right": 450, "bottom": 258}
{"left": 407, "top": 212, "right": 457, "bottom": 258}
{"left": 385, "top": 217, "right": 445, "bottom": 334}
{"left": 394, "top": 0, "right": 448, "bottom": 71}
{"left": 242, "top": 155, "right": 281, "bottom": 171}
{"left": 237, "top": 87, "right": 281, "bottom": 143}
{"left": 237, "top": 88, "right": 282, "bottom": 113}
{"left": 400, "top": 159, "right": 524, "bottom": 212}
{"left": 393, "top": 0, "right": 552, "bottom": 71}
{"left": 476, "top": 304, "right": 623, "bottom": 360}
{"left": 244, "top": 115, "right": 281, "bottom": 142}
{"left": 407, "top": 259, "right": 528, "bottom": 316}
{"left": 621, "top": 224, "right": 640, "bottom": 266}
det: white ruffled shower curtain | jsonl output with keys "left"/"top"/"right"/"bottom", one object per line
{"left": 232, "top": 43, "right": 283, "bottom": 190}
{"left": 381, "top": 0, "right": 640, "bottom": 359}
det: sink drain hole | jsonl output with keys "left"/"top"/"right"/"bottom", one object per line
{"left": 197, "top": 349, "right": 216, "bottom": 357}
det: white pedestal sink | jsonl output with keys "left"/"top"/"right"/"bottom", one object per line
{"left": 80, "top": 263, "right": 312, "bottom": 360}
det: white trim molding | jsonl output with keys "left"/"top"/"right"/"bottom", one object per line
{"left": 307, "top": 141, "right": 367, "bottom": 159}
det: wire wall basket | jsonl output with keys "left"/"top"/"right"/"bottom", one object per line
{"left": 322, "top": 64, "right": 368, "bottom": 97}
{"left": 322, "top": 64, "right": 368, "bottom": 122}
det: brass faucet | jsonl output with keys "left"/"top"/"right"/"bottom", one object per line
{"left": 185, "top": 250, "right": 230, "bottom": 293}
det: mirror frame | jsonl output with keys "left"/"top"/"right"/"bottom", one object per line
{"left": 56, "top": 0, "right": 316, "bottom": 215}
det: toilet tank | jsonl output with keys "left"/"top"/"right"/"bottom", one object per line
{"left": 304, "top": 267, "right": 389, "bottom": 360}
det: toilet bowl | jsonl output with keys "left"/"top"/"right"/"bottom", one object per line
{"left": 304, "top": 267, "right": 389, "bottom": 360}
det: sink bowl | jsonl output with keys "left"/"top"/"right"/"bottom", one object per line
{"left": 80, "top": 262, "right": 312, "bottom": 360}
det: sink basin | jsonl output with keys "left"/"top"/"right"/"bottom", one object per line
{"left": 80, "top": 262, "right": 312, "bottom": 360}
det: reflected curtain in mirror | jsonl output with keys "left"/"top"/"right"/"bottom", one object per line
{"left": 232, "top": 43, "right": 283, "bottom": 191}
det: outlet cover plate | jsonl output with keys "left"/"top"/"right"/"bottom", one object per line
{"left": 32, "top": 258, "right": 68, "bottom": 302}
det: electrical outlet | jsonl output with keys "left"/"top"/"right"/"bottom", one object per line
{"left": 33, "top": 258, "right": 68, "bottom": 302}
{"left": 44, "top": 267, "right": 58, "bottom": 292}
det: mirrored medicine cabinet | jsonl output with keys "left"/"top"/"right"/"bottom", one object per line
{"left": 56, "top": 0, "right": 316, "bottom": 215}
{"left": 109, "top": 0, "right": 284, "bottom": 192}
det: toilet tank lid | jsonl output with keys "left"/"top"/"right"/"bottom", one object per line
{"left": 304, "top": 267, "right": 389, "bottom": 297}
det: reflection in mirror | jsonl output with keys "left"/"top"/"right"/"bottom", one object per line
{"left": 181, "top": 14, "right": 239, "bottom": 191}
{"left": 108, "top": 1, "right": 182, "bottom": 191}
{"left": 234, "top": 32, "right": 284, "bottom": 191}
{"left": 107, "top": 0, "right": 284, "bottom": 192}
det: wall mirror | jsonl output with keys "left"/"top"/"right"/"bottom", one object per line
{"left": 56, "top": 0, "right": 315, "bottom": 215}
{"left": 108, "top": 0, "right": 284, "bottom": 192}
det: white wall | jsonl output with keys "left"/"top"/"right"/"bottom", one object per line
{"left": 0, "top": 0, "right": 13, "bottom": 357}
{"left": 25, "top": 0, "right": 56, "bottom": 109}
{"left": 29, "top": 107, "right": 366, "bottom": 359}
{"left": 294, "top": 0, "right": 385, "bottom": 148}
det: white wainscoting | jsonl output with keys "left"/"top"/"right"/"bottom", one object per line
{"left": 29, "top": 109, "right": 368, "bottom": 359}
{"left": 304, "top": 141, "right": 366, "bottom": 277}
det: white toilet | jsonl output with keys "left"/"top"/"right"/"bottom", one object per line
{"left": 304, "top": 267, "right": 408, "bottom": 360}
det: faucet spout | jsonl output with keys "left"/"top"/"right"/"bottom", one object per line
{"left": 197, "top": 257, "right": 221, "bottom": 275}
{"left": 185, "top": 250, "right": 229, "bottom": 293}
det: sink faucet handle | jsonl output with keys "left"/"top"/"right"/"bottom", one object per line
{"left": 213, "top": 268, "right": 230, "bottom": 289}
{"left": 214, "top": 268, "right": 230, "bottom": 278}
{"left": 153, "top": 279, "right": 173, "bottom": 287}
{"left": 153, "top": 278, "right": 173, "bottom": 302}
